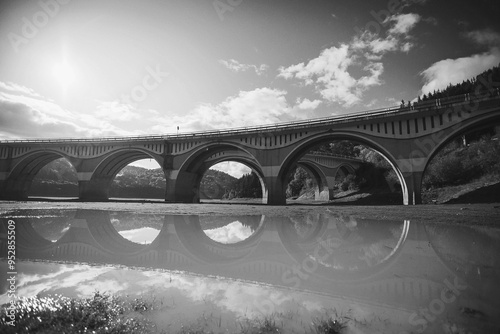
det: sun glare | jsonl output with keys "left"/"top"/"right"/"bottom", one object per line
{"left": 52, "top": 61, "right": 76, "bottom": 87}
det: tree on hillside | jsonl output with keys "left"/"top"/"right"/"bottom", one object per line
{"left": 286, "top": 167, "right": 314, "bottom": 198}
{"left": 418, "top": 63, "right": 500, "bottom": 101}
{"left": 223, "top": 172, "right": 262, "bottom": 199}
{"left": 315, "top": 140, "right": 361, "bottom": 157}
{"left": 200, "top": 169, "right": 237, "bottom": 199}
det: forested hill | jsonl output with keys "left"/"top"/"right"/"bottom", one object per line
{"left": 110, "top": 166, "right": 166, "bottom": 198}
{"left": 417, "top": 63, "right": 500, "bottom": 101}
{"left": 30, "top": 159, "right": 262, "bottom": 199}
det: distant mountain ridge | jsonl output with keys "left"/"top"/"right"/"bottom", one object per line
{"left": 29, "top": 159, "right": 262, "bottom": 199}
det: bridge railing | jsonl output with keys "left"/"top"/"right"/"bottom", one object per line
{"left": 306, "top": 151, "right": 364, "bottom": 161}
{"left": 1, "top": 93, "right": 498, "bottom": 144}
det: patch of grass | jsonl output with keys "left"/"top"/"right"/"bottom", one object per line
{"left": 1, "top": 293, "right": 351, "bottom": 334}
{"left": 238, "top": 315, "right": 282, "bottom": 334}
{"left": 311, "top": 316, "right": 347, "bottom": 334}
{"left": 0, "top": 291, "right": 154, "bottom": 334}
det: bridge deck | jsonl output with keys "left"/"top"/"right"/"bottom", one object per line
{"left": 2, "top": 93, "right": 495, "bottom": 144}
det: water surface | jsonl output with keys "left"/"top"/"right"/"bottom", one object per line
{"left": 1, "top": 209, "right": 499, "bottom": 333}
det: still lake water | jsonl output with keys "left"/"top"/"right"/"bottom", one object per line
{"left": 1, "top": 209, "right": 500, "bottom": 333}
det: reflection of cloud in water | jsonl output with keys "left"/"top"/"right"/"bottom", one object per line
{"left": 118, "top": 227, "right": 160, "bottom": 244}
{"left": 0, "top": 263, "right": 114, "bottom": 304}
{"left": 2, "top": 263, "right": 304, "bottom": 320}
{"left": 203, "top": 221, "right": 253, "bottom": 244}
{"left": 1, "top": 261, "right": 419, "bottom": 333}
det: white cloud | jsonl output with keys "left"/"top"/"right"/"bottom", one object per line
{"left": 420, "top": 47, "right": 500, "bottom": 94}
{"left": 388, "top": 13, "right": 420, "bottom": 35}
{"left": 119, "top": 227, "right": 161, "bottom": 244}
{"left": 210, "top": 161, "right": 252, "bottom": 178}
{"left": 0, "top": 82, "right": 43, "bottom": 98}
{"left": 150, "top": 87, "right": 314, "bottom": 133}
{"left": 353, "top": 13, "right": 421, "bottom": 54}
{"left": 368, "top": 37, "right": 398, "bottom": 54}
{"left": 279, "top": 45, "right": 385, "bottom": 107}
{"left": 464, "top": 29, "right": 500, "bottom": 47}
{"left": 0, "top": 82, "right": 131, "bottom": 140}
{"left": 219, "top": 59, "right": 269, "bottom": 75}
{"left": 296, "top": 98, "right": 322, "bottom": 110}
{"left": 203, "top": 221, "right": 254, "bottom": 244}
{"left": 365, "top": 99, "right": 378, "bottom": 108}
{"left": 95, "top": 101, "right": 141, "bottom": 121}
{"left": 278, "top": 13, "right": 420, "bottom": 107}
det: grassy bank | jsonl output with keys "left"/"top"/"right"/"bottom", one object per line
{"left": 0, "top": 292, "right": 347, "bottom": 334}
{"left": 422, "top": 174, "right": 500, "bottom": 204}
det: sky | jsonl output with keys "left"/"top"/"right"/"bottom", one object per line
{"left": 1, "top": 0, "right": 499, "bottom": 173}
{"left": 203, "top": 220, "right": 254, "bottom": 244}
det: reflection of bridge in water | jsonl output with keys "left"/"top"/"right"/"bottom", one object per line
{"left": 2, "top": 210, "right": 500, "bottom": 319}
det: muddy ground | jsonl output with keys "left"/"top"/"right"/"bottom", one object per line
{"left": 1, "top": 199, "right": 499, "bottom": 226}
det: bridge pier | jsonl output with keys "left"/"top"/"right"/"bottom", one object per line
{"left": 165, "top": 170, "right": 200, "bottom": 203}
{"left": 78, "top": 178, "right": 111, "bottom": 201}
{"left": 0, "top": 178, "right": 30, "bottom": 200}
{"left": 262, "top": 166, "right": 287, "bottom": 205}
{"left": 322, "top": 176, "right": 337, "bottom": 201}
{"left": 402, "top": 172, "right": 423, "bottom": 205}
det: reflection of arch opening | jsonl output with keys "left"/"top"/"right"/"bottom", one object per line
{"left": 110, "top": 213, "right": 163, "bottom": 244}
{"left": 5, "top": 151, "right": 76, "bottom": 199}
{"left": 175, "top": 143, "right": 265, "bottom": 203}
{"left": 278, "top": 133, "right": 407, "bottom": 204}
{"left": 424, "top": 222, "right": 500, "bottom": 300}
{"left": 91, "top": 149, "right": 165, "bottom": 200}
{"left": 2, "top": 218, "right": 54, "bottom": 251}
{"left": 201, "top": 216, "right": 264, "bottom": 244}
{"left": 83, "top": 210, "right": 150, "bottom": 254}
{"left": 174, "top": 215, "right": 266, "bottom": 263}
{"left": 278, "top": 216, "right": 410, "bottom": 282}
{"left": 421, "top": 115, "right": 500, "bottom": 202}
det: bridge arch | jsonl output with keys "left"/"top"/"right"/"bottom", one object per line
{"left": 337, "top": 163, "right": 356, "bottom": 176}
{"left": 294, "top": 161, "right": 329, "bottom": 200}
{"left": 2, "top": 150, "right": 75, "bottom": 199}
{"left": 273, "top": 132, "right": 407, "bottom": 205}
{"left": 416, "top": 112, "right": 500, "bottom": 204}
{"left": 81, "top": 148, "right": 164, "bottom": 200}
{"left": 200, "top": 156, "right": 267, "bottom": 202}
{"left": 422, "top": 113, "right": 500, "bottom": 186}
{"left": 170, "top": 142, "right": 263, "bottom": 203}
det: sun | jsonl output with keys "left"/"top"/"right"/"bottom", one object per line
{"left": 52, "top": 61, "right": 76, "bottom": 87}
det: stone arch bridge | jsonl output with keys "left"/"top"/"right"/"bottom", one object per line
{"left": 0, "top": 93, "right": 498, "bottom": 204}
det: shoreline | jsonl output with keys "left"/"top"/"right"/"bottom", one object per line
{"left": 1, "top": 200, "right": 499, "bottom": 226}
